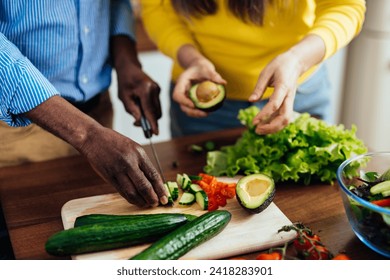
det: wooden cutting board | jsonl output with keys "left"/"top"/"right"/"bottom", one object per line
{"left": 61, "top": 177, "right": 295, "bottom": 260}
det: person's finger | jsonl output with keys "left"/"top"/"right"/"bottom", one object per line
{"left": 180, "top": 104, "right": 208, "bottom": 118}
{"left": 252, "top": 82, "right": 289, "bottom": 126}
{"left": 115, "top": 174, "right": 148, "bottom": 207}
{"left": 138, "top": 161, "right": 169, "bottom": 205}
{"left": 142, "top": 83, "right": 161, "bottom": 135}
{"left": 125, "top": 97, "right": 142, "bottom": 126}
{"left": 128, "top": 169, "right": 160, "bottom": 207}
{"left": 249, "top": 69, "right": 273, "bottom": 102}
{"left": 172, "top": 77, "right": 195, "bottom": 108}
{"left": 255, "top": 89, "right": 295, "bottom": 134}
{"left": 210, "top": 71, "right": 227, "bottom": 85}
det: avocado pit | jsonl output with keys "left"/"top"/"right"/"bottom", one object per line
{"left": 189, "top": 81, "right": 226, "bottom": 112}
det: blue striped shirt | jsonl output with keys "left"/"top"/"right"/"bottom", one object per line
{"left": 0, "top": 0, "right": 135, "bottom": 126}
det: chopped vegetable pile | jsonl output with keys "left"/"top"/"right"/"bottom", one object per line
{"left": 194, "top": 173, "right": 236, "bottom": 211}
{"left": 204, "top": 106, "right": 368, "bottom": 184}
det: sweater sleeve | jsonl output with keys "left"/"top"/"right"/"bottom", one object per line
{"left": 0, "top": 33, "right": 59, "bottom": 127}
{"left": 308, "top": 0, "right": 366, "bottom": 59}
{"left": 140, "top": 0, "right": 196, "bottom": 60}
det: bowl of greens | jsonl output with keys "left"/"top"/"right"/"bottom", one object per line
{"left": 337, "top": 152, "right": 390, "bottom": 258}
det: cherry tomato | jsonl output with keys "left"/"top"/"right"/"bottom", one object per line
{"left": 293, "top": 232, "right": 321, "bottom": 252}
{"left": 304, "top": 245, "right": 333, "bottom": 260}
{"left": 332, "top": 253, "right": 350, "bottom": 260}
{"left": 256, "top": 252, "right": 282, "bottom": 260}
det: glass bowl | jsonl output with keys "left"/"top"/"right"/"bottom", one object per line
{"left": 337, "top": 152, "right": 390, "bottom": 258}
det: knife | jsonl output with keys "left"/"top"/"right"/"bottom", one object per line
{"left": 137, "top": 99, "right": 166, "bottom": 183}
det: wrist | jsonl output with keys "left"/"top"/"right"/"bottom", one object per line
{"left": 287, "top": 34, "right": 326, "bottom": 75}
{"left": 111, "top": 35, "right": 142, "bottom": 69}
{"left": 25, "top": 96, "right": 103, "bottom": 154}
{"left": 177, "top": 44, "right": 210, "bottom": 69}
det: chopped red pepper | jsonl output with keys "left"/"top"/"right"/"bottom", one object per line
{"left": 371, "top": 197, "right": 390, "bottom": 207}
{"left": 196, "top": 173, "right": 236, "bottom": 211}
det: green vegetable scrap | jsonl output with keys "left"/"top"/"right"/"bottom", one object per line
{"left": 204, "top": 106, "right": 368, "bottom": 184}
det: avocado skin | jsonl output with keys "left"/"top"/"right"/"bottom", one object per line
{"left": 189, "top": 83, "right": 226, "bottom": 112}
{"left": 199, "top": 97, "right": 225, "bottom": 112}
{"left": 236, "top": 187, "right": 275, "bottom": 214}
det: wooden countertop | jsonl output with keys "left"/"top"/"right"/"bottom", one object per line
{"left": 0, "top": 127, "right": 386, "bottom": 260}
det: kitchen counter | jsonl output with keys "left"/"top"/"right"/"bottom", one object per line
{"left": 0, "top": 127, "right": 386, "bottom": 260}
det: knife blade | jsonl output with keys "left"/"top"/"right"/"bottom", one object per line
{"left": 137, "top": 99, "right": 166, "bottom": 183}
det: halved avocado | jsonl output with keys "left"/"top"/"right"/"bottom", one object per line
{"left": 189, "top": 81, "right": 225, "bottom": 112}
{"left": 236, "top": 174, "right": 275, "bottom": 214}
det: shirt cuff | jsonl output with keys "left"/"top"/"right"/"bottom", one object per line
{"left": 110, "top": 0, "right": 136, "bottom": 41}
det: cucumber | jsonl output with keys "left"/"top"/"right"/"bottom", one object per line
{"left": 179, "top": 192, "right": 196, "bottom": 205}
{"left": 181, "top": 173, "right": 192, "bottom": 191}
{"left": 46, "top": 213, "right": 193, "bottom": 256}
{"left": 74, "top": 213, "right": 197, "bottom": 227}
{"left": 176, "top": 174, "right": 183, "bottom": 187}
{"left": 130, "top": 210, "right": 231, "bottom": 260}
{"left": 163, "top": 183, "right": 174, "bottom": 205}
{"left": 188, "top": 175, "right": 203, "bottom": 181}
{"left": 370, "top": 180, "right": 390, "bottom": 195}
{"left": 195, "top": 190, "right": 209, "bottom": 210}
{"left": 167, "top": 181, "right": 179, "bottom": 201}
{"left": 189, "top": 183, "right": 203, "bottom": 194}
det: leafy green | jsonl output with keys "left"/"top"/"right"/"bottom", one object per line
{"left": 204, "top": 106, "right": 368, "bottom": 184}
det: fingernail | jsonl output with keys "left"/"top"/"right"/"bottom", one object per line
{"left": 160, "top": 196, "right": 168, "bottom": 205}
{"left": 248, "top": 94, "right": 258, "bottom": 102}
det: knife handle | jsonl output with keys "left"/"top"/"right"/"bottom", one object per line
{"left": 136, "top": 99, "right": 152, "bottom": 139}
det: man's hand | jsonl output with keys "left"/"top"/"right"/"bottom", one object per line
{"left": 81, "top": 126, "right": 168, "bottom": 207}
{"left": 111, "top": 35, "right": 162, "bottom": 135}
{"left": 25, "top": 95, "right": 168, "bottom": 207}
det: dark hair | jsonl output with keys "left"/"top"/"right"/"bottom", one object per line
{"left": 170, "top": 0, "right": 269, "bottom": 25}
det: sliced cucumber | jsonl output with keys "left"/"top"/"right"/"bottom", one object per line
{"left": 189, "top": 183, "right": 203, "bottom": 194}
{"left": 188, "top": 175, "right": 203, "bottom": 181}
{"left": 381, "top": 190, "right": 390, "bottom": 197}
{"left": 370, "top": 180, "right": 390, "bottom": 195}
{"left": 181, "top": 173, "right": 192, "bottom": 191}
{"left": 176, "top": 174, "right": 183, "bottom": 187}
{"left": 179, "top": 192, "right": 196, "bottom": 206}
{"left": 167, "top": 181, "right": 179, "bottom": 201}
{"left": 196, "top": 190, "right": 209, "bottom": 210}
{"left": 163, "top": 183, "right": 174, "bottom": 205}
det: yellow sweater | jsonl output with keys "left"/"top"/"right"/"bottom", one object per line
{"left": 140, "top": 0, "right": 365, "bottom": 100}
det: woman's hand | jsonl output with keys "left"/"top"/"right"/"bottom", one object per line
{"left": 249, "top": 50, "right": 303, "bottom": 134}
{"left": 173, "top": 44, "right": 226, "bottom": 117}
{"left": 249, "top": 35, "right": 326, "bottom": 134}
